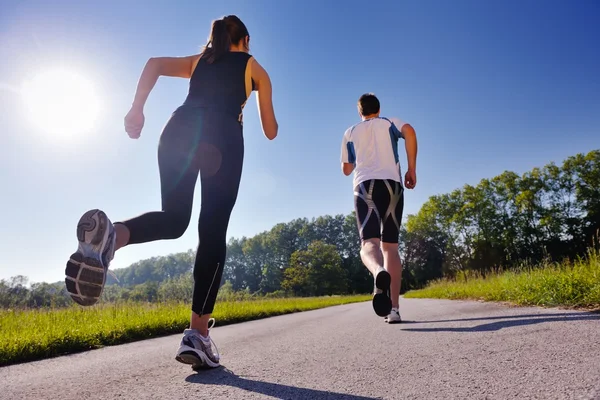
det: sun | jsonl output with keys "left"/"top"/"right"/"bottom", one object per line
{"left": 20, "top": 69, "right": 100, "bottom": 137}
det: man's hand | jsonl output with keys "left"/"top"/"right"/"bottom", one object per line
{"left": 405, "top": 168, "right": 417, "bottom": 189}
{"left": 342, "top": 162, "right": 355, "bottom": 176}
{"left": 124, "top": 106, "right": 145, "bottom": 139}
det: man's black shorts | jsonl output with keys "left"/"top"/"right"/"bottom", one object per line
{"left": 354, "top": 179, "right": 404, "bottom": 243}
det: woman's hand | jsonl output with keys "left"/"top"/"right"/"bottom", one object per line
{"left": 124, "top": 106, "right": 145, "bottom": 139}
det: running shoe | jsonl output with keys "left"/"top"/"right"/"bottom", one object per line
{"left": 384, "top": 308, "right": 402, "bottom": 324}
{"left": 175, "top": 318, "right": 220, "bottom": 370}
{"left": 372, "top": 266, "right": 392, "bottom": 317}
{"left": 64, "top": 209, "right": 116, "bottom": 306}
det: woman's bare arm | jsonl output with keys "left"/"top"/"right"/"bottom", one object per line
{"left": 131, "top": 55, "right": 200, "bottom": 111}
{"left": 250, "top": 58, "right": 278, "bottom": 140}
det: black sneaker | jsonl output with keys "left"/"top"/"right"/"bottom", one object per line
{"left": 372, "top": 267, "right": 392, "bottom": 317}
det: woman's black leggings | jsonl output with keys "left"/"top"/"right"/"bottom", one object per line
{"left": 117, "top": 105, "right": 244, "bottom": 316}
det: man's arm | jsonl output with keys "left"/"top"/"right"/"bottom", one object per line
{"left": 401, "top": 123, "right": 418, "bottom": 189}
{"left": 402, "top": 124, "right": 417, "bottom": 170}
{"left": 340, "top": 130, "right": 356, "bottom": 176}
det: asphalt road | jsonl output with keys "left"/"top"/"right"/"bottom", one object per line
{"left": 1, "top": 298, "right": 599, "bottom": 400}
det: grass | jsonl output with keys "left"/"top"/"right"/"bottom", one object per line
{"left": 0, "top": 294, "right": 370, "bottom": 367}
{"left": 405, "top": 248, "right": 600, "bottom": 309}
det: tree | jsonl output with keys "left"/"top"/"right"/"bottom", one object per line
{"left": 282, "top": 241, "right": 348, "bottom": 296}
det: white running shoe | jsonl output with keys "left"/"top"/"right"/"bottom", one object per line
{"left": 385, "top": 308, "right": 402, "bottom": 324}
{"left": 175, "top": 319, "right": 220, "bottom": 370}
{"left": 65, "top": 209, "right": 117, "bottom": 306}
{"left": 372, "top": 267, "right": 392, "bottom": 317}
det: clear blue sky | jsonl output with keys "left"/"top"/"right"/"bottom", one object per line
{"left": 0, "top": 0, "right": 598, "bottom": 284}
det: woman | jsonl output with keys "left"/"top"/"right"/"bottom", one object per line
{"left": 64, "top": 15, "right": 278, "bottom": 370}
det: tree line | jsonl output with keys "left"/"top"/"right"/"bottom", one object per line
{"left": 1, "top": 149, "right": 598, "bottom": 308}
{"left": 401, "top": 149, "right": 599, "bottom": 286}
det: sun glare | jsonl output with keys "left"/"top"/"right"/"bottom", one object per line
{"left": 20, "top": 69, "right": 100, "bottom": 137}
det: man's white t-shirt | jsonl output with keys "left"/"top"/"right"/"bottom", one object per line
{"left": 340, "top": 116, "right": 407, "bottom": 189}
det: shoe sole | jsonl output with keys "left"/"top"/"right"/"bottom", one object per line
{"left": 385, "top": 318, "right": 402, "bottom": 324}
{"left": 372, "top": 269, "right": 392, "bottom": 317}
{"left": 176, "top": 351, "right": 220, "bottom": 371}
{"left": 64, "top": 209, "right": 113, "bottom": 307}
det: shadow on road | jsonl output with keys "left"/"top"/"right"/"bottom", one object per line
{"left": 401, "top": 312, "right": 600, "bottom": 332}
{"left": 412, "top": 311, "right": 599, "bottom": 324}
{"left": 185, "top": 367, "right": 382, "bottom": 400}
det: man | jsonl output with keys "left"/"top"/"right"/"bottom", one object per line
{"left": 340, "top": 93, "right": 418, "bottom": 323}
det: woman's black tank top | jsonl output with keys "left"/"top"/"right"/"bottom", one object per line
{"left": 183, "top": 51, "right": 255, "bottom": 124}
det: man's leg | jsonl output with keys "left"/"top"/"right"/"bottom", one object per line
{"left": 360, "top": 238, "right": 392, "bottom": 316}
{"left": 354, "top": 180, "right": 392, "bottom": 317}
{"left": 360, "top": 238, "right": 384, "bottom": 276}
{"left": 381, "top": 242, "right": 402, "bottom": 309}
{"left": 379, "top": 179, "right": 405, "bottom": 323}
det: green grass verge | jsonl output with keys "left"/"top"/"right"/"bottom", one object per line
{"left": 405, "top": 249, "right": 600, "bottom": 309}
{"left": 0, "top": 294, "right": 370, "bottom": 367}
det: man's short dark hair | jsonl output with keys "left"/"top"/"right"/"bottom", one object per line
{"left": 358, "top": 93, "right": 380, "bottom": 116}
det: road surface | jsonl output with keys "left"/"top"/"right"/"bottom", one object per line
{"left": 1, "top": 298, "right": 599, "bottom": 400}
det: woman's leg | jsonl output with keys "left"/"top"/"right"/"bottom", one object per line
{"left": 175, "top": 120, "right": 244, "bottom": 369}
{"left": 115, "top": 111, "right": 203, "bottom": 247}
{"left": 190, "top": 135, "right": 244, "bottom": 335}
{"left": 65, "top": 109, "right": 201, "bottom": 306}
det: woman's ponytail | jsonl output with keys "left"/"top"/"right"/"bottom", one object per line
{"left": 202, "top": 18, "right": 231, "bottom": 63}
